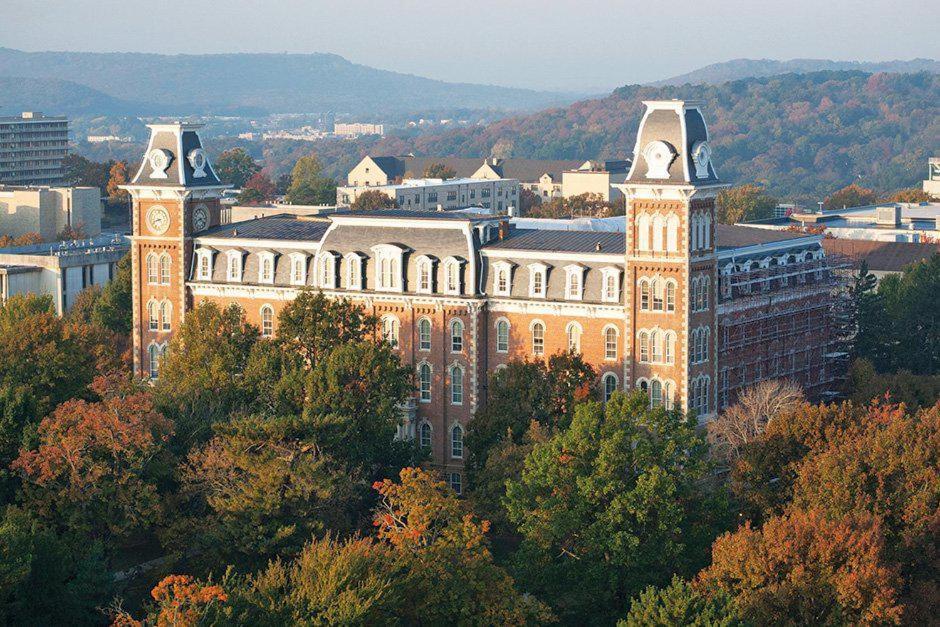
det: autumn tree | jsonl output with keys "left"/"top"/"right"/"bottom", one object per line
{"left": 423, "top": 161, "right": 457, "bottom": 179}
{"left": 237, "top": 171, "right": 276, "bottom": 204}
{"left": 111, "top": 574, "right": 229, "bottom": 627}
{"left": 273, "top": 290, "right": 378, "bottom": 367}
{"left": 0, "top": 506, "right": 111, "bottom": 625}
{"left": 106, "top": 160, "right": 130, "bottom": 204}
{"left": 349, "top": 189, "right": 397, "bottom": 211}
{"left": 885, "top": 187, "right": 931, "bottom": 203}
{"left": 823, "top": 183, "right": 878, "bottom": 210}
{"left": 716, "top": 184, "right": 778, "bottom": 224}
{"left": 215, "top": 148, "right": 260, "bottom": 188}
{"left": 504, "top": 392, "right": 728, "bottom": 623}
{"left": 707, "top": 379, "right": 804, "bottom": 465}
{"left": 845, "top": 358, "right": 940, "bottom": 410}
{"left": 700, "top": 508, "right": 904, "bottom": 625}
{"left": 620, "top": 576, "right": 743, "bottom": 627}
{"left": 12, "top": 379, "right": 173, "bottom": 542}
{"left": 90, "top": 252, "right": 132, "bottom": 335}
{"left": 285, "top": 154, "right": 335, "bottom": 205}
{"left": 155, "top": 302, "right": 259, "bottom": 451}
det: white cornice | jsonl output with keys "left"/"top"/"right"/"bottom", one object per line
{"left": 482, "top": 249, "right": 623, "bottom": 263}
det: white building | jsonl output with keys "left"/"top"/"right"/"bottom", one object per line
{"left": 743, "top": 202, "right": 940, "bottom": 243}
{"left": 0, "top": 185, "right": 103, "bottom": 240}
{"left": 334, "top": 122, "right": 385, "bottom": 137}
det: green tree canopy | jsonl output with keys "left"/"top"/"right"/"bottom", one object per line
{"left": 285, "top": 154, "right": 336, "bottom": 205}
{"left": 620, "top": 576, "right": 743, "bottom": 627}
{"left": 716, "top": 184, "right": 778, "bottom": 224}
{"left": 215, "top": 148, "right": 261, "bottom": 188}
{"left": 349, "top": 189, "right": 397, "bottom": 211}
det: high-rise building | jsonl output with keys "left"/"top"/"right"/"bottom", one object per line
{"left": 0, "top": 112, "right": 69, "bottom": 185}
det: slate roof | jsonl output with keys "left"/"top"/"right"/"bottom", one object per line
{"left": 197, "top": 215, "right": 330, "bottom": 241}
{"left": 821, "top": 238, "right": 939, "bottom": 272}
{"left": 365, "top": 156, "right": 582, "bottom": 183}
{"left": 130, "top": 124, "right": 224, "bottom": 188}
{"left": 330, "top": 209, "right": 497, "bottom": 221}
{"left": 716, "top": 224, "right": 810, "bottom": 249}
{"left": 484, "top": 228, "right": 625, "bottom": 254}
{"left": 625, "top": 102, "right": 720, "bottom": 186}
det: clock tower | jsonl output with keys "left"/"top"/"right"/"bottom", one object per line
{"left": 122, "top": 123, "right": 227, "bottom": 378}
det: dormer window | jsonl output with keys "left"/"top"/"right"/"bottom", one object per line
{"left": 372, "top": 244, "right": 406, "bottom": 292}
{"left": 258, "top": 251, "right": 275, "bottom": 284}
{"left": 443, "top": 257, "right": 464, "bottom": 295}
{"left": 345, "top": 252, "right": 364, "bottom": 290}
{"left": 317, "top": 252, "right": 338, "bottom": 289}
{"left": 415, "top": 255, "right": 437, "bottom": 294}
{"left": 528, "top": 263, "right": 548, "bottom": 298}
{"left": 195, "top": 249, "right": 214, "bottom": 281}
{"left": 226, "top": 250, "right": 243, "bottom": 282}
{"left": 564, "top": 265, "right": 585, "bottom": 301}
{"left": 601, "top": 267, "right": 620, "bottom": 303}
{"left": 289, "top": 253, "right": 308, "bottom": 286}
{"left": 492, "top": 261, "right": 513, "bottom": 296}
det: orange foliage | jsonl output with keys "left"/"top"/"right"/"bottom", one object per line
{"left": 111, "top": 575, "right": 227, "bottom": 627}
{"left": 701, "top": 508, "right": 904, "bottom": 625}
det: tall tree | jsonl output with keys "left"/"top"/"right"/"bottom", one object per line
{"left": 504, "top": 392, "right": 727, "bottom": 623}
{"left": 423, "top": 161, "right": 456, "bottom": 179}
{"left": 349, "top": 189, "right": 397, "bottom": 211}
{"left": 238, "top": 171, "right": 276, "bottom": 204}
{"left": 716, "top": 184, "right": 778, "bottom": 224}
{"left": 106, "top": 160, "right": 130, "bottom": 204}
{"left": 62, "top": 154, "right": 110, "bottom": 190}
{"left": 823, "top": 183, "right": 878, "bottom": 210}
{"left": 285, "top": 154, "right": 336, "bottom": 205}
{"left": 274, "top": 290, "right": 378, "bottom": 367}
{"left": 215, "top": 148, "right": 261, "bottom": 188}
{"left": 620, "top": 576, "right": 743, "bottom": 627}
{"left": 90, "top": 252, "right": 132, "bottom": 335}
{"left": 886, "top": 188, "right": 932, "bottom": 203}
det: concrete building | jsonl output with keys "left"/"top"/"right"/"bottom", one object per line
{"left": 334, "top": 122, "right": 385, "bottom": 137}
{"left": 0, "top": 112, "right": 69, "bottom": 185}
{"left": 924, "top": 157, "right": 940, "bottom": 200}
{"left": 524, "top": 173, "right": 564, "bottom": 201}
{"left": 0, "top": 185, "right": 102, "bottom": 240}
{"left": 562, "top": 160, "right": 631, "bottom": 201}
{"left": 743, "top": 201, "right": 940, "bottom": 243}
{"left": 128, "top": 103, "right": 847, "bottom": 490}
{"left": 0, "top": 234, "right": 128, "bottom": 313}
{"left": 338, "top": 156, "right": 520, "bottom": 213}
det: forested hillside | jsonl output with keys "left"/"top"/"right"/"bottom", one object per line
{"left": 363, "top": 71, "right": 939, "bottom": 201}
{"left": 653, "top": 58, "right": 939, "bottom": 86}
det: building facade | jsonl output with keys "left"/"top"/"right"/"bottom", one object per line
{"left": 0, "top": 185, "right": 102, "bottom": 240}
{"left": 563, "top": 160, "right": 631, "bottom": 201}
{"left": 128, "top": 103, "right": 846, "bottom": 491}
{"left": 0, "top": 112, "right": 69, "bottom": 186}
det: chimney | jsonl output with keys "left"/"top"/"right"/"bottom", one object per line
{"left": 498, "top": 219, "right": 510, "bottom": 240}
{"left": 436, "top": 203, "right": 444, "bottom": 212}
{"left": 595, "top": 241, "right": 602, "bottom": 252}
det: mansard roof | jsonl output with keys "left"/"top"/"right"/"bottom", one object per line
{"left": 484, "top": 227, "right": 625, "bottom": 255}
{"left": 129, "top": 123, "right": 224, "bottom": 188}
{"left": 716, "top": 224, "right": 812, "bottom": 249}
{"left": 198, "top": 215, "right": 330, "bottom": 241}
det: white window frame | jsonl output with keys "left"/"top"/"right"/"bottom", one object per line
{"left": 449, "top": 471, "right": 462, "bottom": 495}
{"left": 449, "top": 365, "right": 464, "bottom": 407}
{"left": 602, "top": 372, "right": 618, "bottom": 402}
{"left": 159, "top": 253, "right": 172, "bottom": 285}
{"left": 160, "top": 299, "right": 172, "bottom": 332}
{"left": 492, "top": 260, "right": 513, "bottom": 296}
{"left": 450, "top": 318, "right": 464, "bottom": 353}
{"left": 226, "top": 250, "right": 243, "bottom": 283}
{"left": 146, "top": 253, "right": 159, "bottom": 285}
{"left": 381, "top": 315, "right": 400, "bottom": 347}
{"left": 443, "top": 256, "right": 464, "bottom": 295}
{"left": 528, "top": 262, "right": 548, "bottom": 299}
{"left": 637, "top": 213, "right": 651, "bottom": 251}
{"left": 344, "top": 252, "right": 363, "bottom": 290}
{"left": 288, "top": 252, "right": 308, "bottom": 286}
{"left": 372, "top": 244, "right": 405, "bottom": 292}
{"left": 418, "top": 362, "right": 432, "bottom": 403}
{"left": 257, "top": 251, "right": 276, "bottom": 284}
{"left": 195, "top": 249, "right": 213, "bottom": 281}
{"left": 418, "top": 317, "right": 432, "bottom": 351}
{"left": 260, "top": 304, "right": 274, "bottom": 338}
{"left": 495, "top": 317, "right": 510, "bottom": 353}
{"left": 531, "top": 319, "right": 545, "bottom": 356}
{"left": 564, "top": 264, "right": 585, "bottom": 301}
{"left": 600, "top": 267, "right": 620, "bottom": 303}
{"left": 415, "top": 255, "right": 436, "bottom": 294}
{"left": 566, "top": 321, "right": 582, "bottom": 354}
{"left": 419, "top": 421, "right": 432, "bottom": 447}
{"left": 317, "top": 251, "right": 338, "bottom": 289}
{"left": 603, "top": 324, "right": 619, "bottom": 361}
{"left": 147, "top": 299, "right": 159, "bottom": 331}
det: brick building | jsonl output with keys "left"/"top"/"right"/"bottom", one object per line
{"left": 127, "top": 102, "right": 846, "bottom": 491}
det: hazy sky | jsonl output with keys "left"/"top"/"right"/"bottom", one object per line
{"left": 3, "top": 0, "right": 938, "bottom": 92}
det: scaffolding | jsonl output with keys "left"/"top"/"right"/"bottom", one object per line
{"left": 717, "top": 253, "right": 853, "bottom": 409}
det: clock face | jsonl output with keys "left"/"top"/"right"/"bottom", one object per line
{"left": 192, "top": 204, "right": 209, "bottom": 231}
{"left": 147, "top": 206, "right": 170, "bottom": 235}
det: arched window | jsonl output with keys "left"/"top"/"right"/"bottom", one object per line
{"left": 444, "top": 259, "right": 460, "bottom": 294}
{"left": 260, "top": 305, "right": 274, "bottom": 338}
{"left": 652, "top": 279, "right": 664, "bottom": 311}
{"left": 604, "top": 326, "right": 618, "bottom": 360}
{"left": 419, "top": 422, "right": 432, "bottom": 448}
{"left": 197, "top": 252, "right": 211, "bottom": 280}
{"left": 690, "top": 214, "right": 699, "bottom": 250}
{"left": 228, "top": 252, "right": 241, "bottom": 282}
{"left": 566, "top": 322, "right": 582, "bottom": 354}
{"left": 148, "top": 343, "right": 161, "bottom": 379}
{"left": 449, "top": 472, "right": 462, "bottom": 495}
{"left": 450, "top": 365, "right": 464, "bottom": 406}
{"left": 663, "top": 381, "right": 674, "bottom": 410}
{"left": 603, "top": 373, "right": 618, "bottom": 402}
{"left": 260, "top": 255, "right": 274, "bottom": 283}
{"left": 665, "top": 331, "right": 675, "bottom": 364}
{"left": 496, "top": 319, "right": 510, "bottom": 353}
{"left": 602, "top": 271, "right": 618, "bottom": 302}
{"left": 703, "top": 213, "right": 712, "bottom": 249}
{"left": 318, "top": 253, "right": 335, "bottom": 288}
{"left": 147, "top": 300, "right": 159, "bottom": 331}
{"left": 494, "top": 265, "right": 510, "bottom": 295}
{"left": 666, "top": 214, "right": 679, "bottom": 252}
{"left": 290, "top": 255, "right": 306, "bottom": 286}
{"left": 650, "top": 330, "right": 662, "bottom": 363}
{"left": 639, "top": 279, "right": 651, "bottom": 310}
{"left": 418, "top": 363, "right": 432, "bottom": 402}
{"left": 665, "top": 280, "right": 676, "bottom": 312}
{"left": 637, "top": 213, "right": 651, "bottom": 251}
{"left": 450, "top": 319, "right": 463, "bottom": 353}
{"left": 382, "top": 316, "right": 400, "bottom": 347}
{"left": 346, "top": 255, "right": 362, "bottom": 290}
{"left": 650, "top": 379, "right": 663, "bottom": 407}
{"left": 652, "top": 214, "right": 665, "bottom": 251}
{"left": 417, "top": 258, "right": 433, "bottom": 293}
{"left": 146, "top": 253, "right": 158, "bottom": 285}
{"left": 160, "top": 300, "right": 172, "bottom": 332}
{"left": 529, "top": 265, "right": 546, "bottom": 298}
{"left": 451, "top": 423, "right": 464, "bottom": 457}
{"left": 418, "top": 318, "right": 431, "bottom": 351}
{"left": 531, "top": 321, "right": 545, "bottom": 356}
{"left": 159, "top": 254, "right": 171, "bottom": 285}
{"left": 638, "top": 379, "right": 649, "bottom": 393}
{"left": 638, "top": 330, "right": 650, "bottom": 362}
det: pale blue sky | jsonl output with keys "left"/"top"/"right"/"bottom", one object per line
{"left": 2, "top": 0, "right": 937, "bottom": 92}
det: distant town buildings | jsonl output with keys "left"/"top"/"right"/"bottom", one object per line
{"left": 562, "top": 160, "right": 632, "bottom": 202}
{"left": 0, "top": 234, "right": 128, "bottom": 313}
{"left": 334, "top": 122, "right": 385, "bottom": 137}
{"left": 338, "top": 156, "right": 520, "bottom": 212}
{"left": 86, "top": 134, "right": 133, "bottom": 143}
{"left": 125, "top": 103, "right": 848, "bottom": 488}
{"left": 745, "top": 201, "right": 940, "bottom": 243}
{"left": 262, "top": 126, "right": 328, "bottom": 142}
{"left": 0, "top": 112, "right": 69, "bottom": 185}
{"left": 924, "top": 157, "right": 940, "bottom": 200}
{"left": 0, "top": 185, "right": 102, "bottom": 240}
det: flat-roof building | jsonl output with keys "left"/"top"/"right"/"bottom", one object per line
{"left": 0, "top": 112, "right": 69, "bottom": 186}
{"left": 0, "top": 185, "right": 102, "bottom": 240}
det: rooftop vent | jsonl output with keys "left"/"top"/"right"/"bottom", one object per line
{"left": 595, "top": 241, "right": 602, "bottom": 252}
{"left": 876, "top": 205, "right": 902, "bottom": 227}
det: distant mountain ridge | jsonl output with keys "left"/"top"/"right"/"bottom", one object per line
{"left": 0, "top": 48, "right": 574, "bottom": 116}
{"left": 654, "top": 57, "right": 939, "bottom": 86}
{"left": 0, "top": 76, "right": 149, "bottom": 117}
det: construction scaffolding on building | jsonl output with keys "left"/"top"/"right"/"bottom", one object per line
{"left": 716, "top": 252, "right": 853, "bottom": 409}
